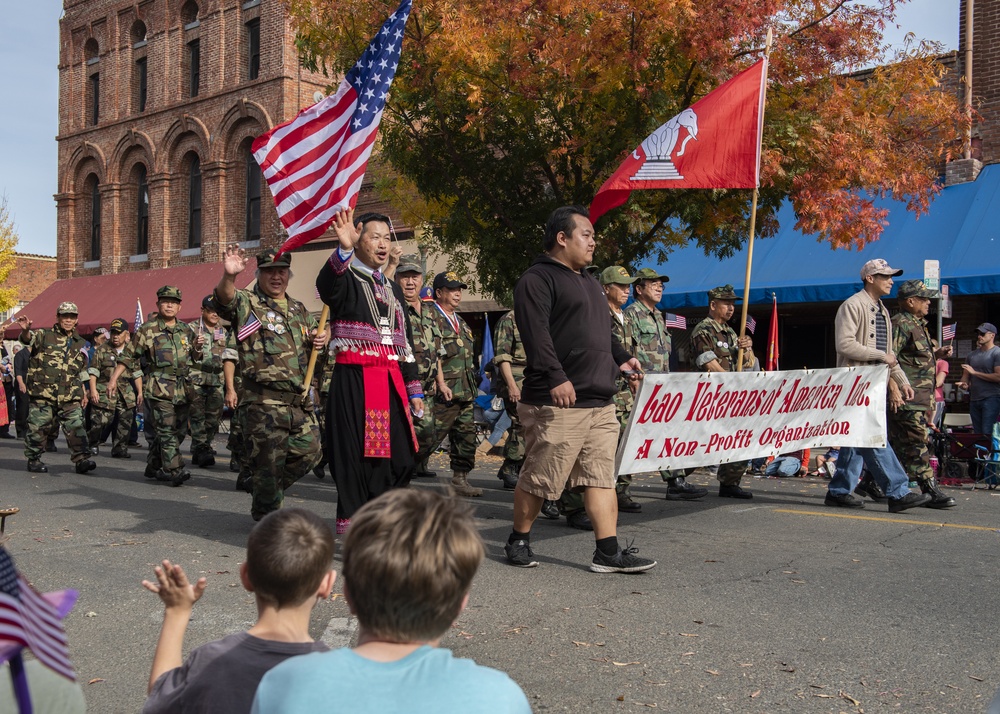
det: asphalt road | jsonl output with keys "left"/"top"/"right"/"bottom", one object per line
{"left": 1, "top": 435, "right": 999, "bottom": 713}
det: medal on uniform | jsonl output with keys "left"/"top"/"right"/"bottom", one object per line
{"left": 276, "top": 316, "right": 283, "bottom": 323}
{"left": 456, "top": 338, "right": 464, "bottom": 347}
{"left": 274, "top": 324, "right": 285, "bottom": 335}
{"left": 267, "top": 324, "right": 275, "bottom": 332}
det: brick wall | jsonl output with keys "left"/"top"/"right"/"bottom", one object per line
{"left": 959, "top": 0, "right": 999, "bottom": 166}
{"left": 56, "top": 0, "right": 340, "bottom": 279}
{"left": 8, "top": 254, "right": 58, "bottom": 303}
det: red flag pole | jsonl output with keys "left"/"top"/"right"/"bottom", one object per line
{"left": 736, "top": 28, "right": 773, "bottom": 372}
{"left": 766, "top": 292, "right": 779, "bottom": 370}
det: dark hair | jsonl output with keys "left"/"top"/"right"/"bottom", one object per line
{"left": 543, "top": 205, "right": 589, "bottom": 251}
{"left": 245, "top": 508, "right": 335, "bottom": 608}
{"left": 354, "top": 212, "right": 392, "bottom": 239}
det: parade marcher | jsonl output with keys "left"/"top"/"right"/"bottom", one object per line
{"left": 309, "top": 344, "right": 336, "bottom": 480}
{"left": 625, "top": 267, "right": 709, "bottom": 504}
{"left": 216, "top": 247, "right": 327, "bottom": 521}
{"left": 492, "top": 310, "right": 526, "bottom": 488}
{"left": 394, "top": 254, "right": 440, "bottom": 480}
{"left": 957, "top": 322, "right": 1000, "bottom": 435}
{"left": 16, "top": 304, "right": 96, "bottom": 474}
{"left": 188, "top": 296, "right": 238, "bottom": 468}
{"left": 689, "top": 285, "right": 757, "bottom": 499}
{"left": 88, "top": 318, "right": 142, "bottom": 459}
{"left": 885, "top": 280, "right": 956, "bottom": 508}
{"left": 13, "top": 342, "right": 29, "bottom": 440}
{"left": 316, "top": 209, "right": 423, "bottom": 533}
{"left": 504, "top": 205, "right": 655, "bottom": 573}
{"left": 824, "top": 259, "right": 932, "bottom": 512}
{"left": 113, "top": 287, "right": 202, "bottom": 486}
{"left": 430, "top": 271, "right": 482, "bottom": 497}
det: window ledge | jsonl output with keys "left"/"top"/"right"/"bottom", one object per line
{"left": 239, "top": 240, "right": 260, "bottom": 249}
{"left": 242, "top": 0, "right": 261, "bottom": 8}
{"left": 132, "top": 40, "right": 147, "bottom": 49}
{"left": 83, "top": 260, "right": 100, "bottom": 269}
{"left": 180, "top": 247, "right": 201, "bottom": 257}
{"left": 183, "top": 20, "right": 200, "bottom": 30}
{"left": 129, "top": 254, "right": 149, "bottom": 264}
{"left": 86, "top": 57, "right": 99, "bottom": 66}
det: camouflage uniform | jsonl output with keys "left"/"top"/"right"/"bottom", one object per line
{"left": 130, "top": 305, "right": 200, "bottom": 482}
{"left": 215, "top": 257, "right": 322, "bottom": 521}
{"left": 493, "top": 311, "right": 527, "bottom": 482}
{"left": 311, "top": 345, "right": 336, "bottom": 477}
{"left": 405, "top": 299, "right": 442, "bottom": 469}
{"left": 187, "top": 319, "right": 237, "bottom": 465}
{"left": 21, "top": 319, "right": 92, "bottom": 466}
{"left": 886, "top": 280, "right": 957, "bottom": 509}
{"left": 227, "top": 372, "right": 249, "bottom": 476}
{"left": 88, "top": 339, "right": 140, "bottom": 457}
{"left": 690, "top": 285, "right": 750, "bottom": 488}
{"left": 430, "top": 305, "right": 478, "bottom": 473}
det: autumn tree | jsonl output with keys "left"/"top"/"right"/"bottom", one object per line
{"left": 290, "top": 0, "right": 968, "bottom": 302}
{"left": 0, "top": 195, "right": 19, "bottom": 314}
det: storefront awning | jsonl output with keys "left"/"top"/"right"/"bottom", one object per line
{"left": 4, "top": 261, "right": 255, "bottom": 337}
{"left": 647, "top": 164, "right": 1000, "bottom": 309}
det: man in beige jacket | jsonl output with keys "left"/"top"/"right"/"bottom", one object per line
{"left": 824, "top": 259, "right": 931, "bottom": 513}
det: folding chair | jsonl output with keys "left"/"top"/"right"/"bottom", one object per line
{"left": 972, "top": 422, "right": 1000, "bottom": 490}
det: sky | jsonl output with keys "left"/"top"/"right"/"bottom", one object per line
{"left": 0, "top": 0, "right": 961, "bottom": 257}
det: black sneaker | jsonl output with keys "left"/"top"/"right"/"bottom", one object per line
{"left": 540, "top": 499, "right": 560, "bottom": 520}
{"left": 589, "top": 542, "right": 657, "bottom": 574}
{"left": 824, "top": 491, "right": 865, "bottom": 509}
{"left": 504, "top": 539, "right": 539, "bottom": 568}
{"left": 887, "top": 492, "right": 933, "bottom": 513}
{"left": 26, "top": 460, "right": 48, "bottom": 473}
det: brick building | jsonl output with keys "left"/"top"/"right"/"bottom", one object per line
{"left": 55, "top": 0, "right": 335, "bottom": 279}
{"left": 0, "top": 253, "right": 58, "bottom": 322}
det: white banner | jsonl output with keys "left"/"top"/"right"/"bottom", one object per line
{"left": 616, "top": 366, "right": 889, "bottom": 475}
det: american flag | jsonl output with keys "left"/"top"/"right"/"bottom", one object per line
{"left": 134, "top": 298, "right": 143, "bottom": 331}
{"left": 745, "top": 315, "right": 757, "bottom": 334}
{"left": 663, "top": 313, "right": 687, "bottom": 330}
{"left": 253, "top": 0, "right": 412, "bottom": 254}
{"left": 214, "top": 327, "right": 225, "bottom": 341}
{"left": 942, "top": 322, "right": 957, "bottom": 341}
{"left": 237, "top": 312, "right": 262, "bottom": 342}
{"left": 0, "top": 548, "right": 76, "bottom": 681}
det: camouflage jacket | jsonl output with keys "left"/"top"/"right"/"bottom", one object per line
{"left": 492, "top": 311, "right": 526, "bottom": 397}
{"left": 21, "top": 324, "right": 90, "bottom": 404}
{"left": 609, "top": 308, "right": 634, "bottom": 418}
{"left": 432, "top": 304, "right": 477, "bottom": 402}
{"left": 691, "top": 317, "right": 740, "bottom": 372}
{"left": 892, "top": 310, "right": 935, "bottom": 411}
{"left": 405, "top": 301, "right": 441, "bottom": 393}
{"left": 624, "top": 302, "right": 670, "bottom": 372}
{"left": 129, "top": 317, "right": 201, "bottom": 404}
{"left": 88, "top": 342, "right": 141, "bottom": 409}
{"left": 187, "top": 321, "right": 238, "bottom": 388}
{"left": 216, "top": 283, "right": 318, "bottom": 397}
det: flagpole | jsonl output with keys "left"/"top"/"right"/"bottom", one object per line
{"left": 736, "top": 28, "right": 773, "bottom": 373}
{"left": 302, "top": 305, "right": 330, "bottom": 396}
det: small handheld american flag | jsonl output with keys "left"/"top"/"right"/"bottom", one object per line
{"left": 663, "top": 313, "right": 687, "bottom": 330}
{"left": 942, "top": 323, "right": 957, "bottom": 341}
{"left": 134, "top": 298, "right": 143, "bottom": 331}
{"left": 745, "top": 315, "right": 757, "bottom": 334}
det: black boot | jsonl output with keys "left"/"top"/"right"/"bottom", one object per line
{"left": 919, "top": 478, "right": 956, "bottom": 508}
{"left": 854, "top": 472, "right": 887, "bottom": 502}
{"left": 665, "top": 476, "right": 708, "bottom": 500}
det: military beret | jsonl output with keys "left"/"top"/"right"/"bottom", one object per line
{"left": 157, "top": 286, "right": 182, "bottom": 301}
{"left": 109, "top": 317, "right": 129, "bottom": 333}
{"left": 599, "top": 266, "right": 638, "bottom": 286}
{"left": 707, "top": 285, "right": 741, "bottom": 301}
{"left": 633, "top": 267, "right": 669, "bottom": 283}
{"left": 256, "top": 249, "right": 292, "bottom": 270}
{"left": 56, "top": 301, "right": 79, "bottom": 315}
{"left": 897, "top": 279, "right": 939, "bottom": 300}
{"left": 433, "top": 271, "right": 467, "bottom": 290}
{"left": 396, "top": 255, "right": 423, "bottom": 275}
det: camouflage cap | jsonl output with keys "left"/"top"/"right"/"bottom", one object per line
{"left": 109, "top": 317, "right": 129, "bottom": 333}
{"left": 633, "top": 267, "right": 670, "bottom": 283}
{"left": 156, "top": 286, "right": 182, "bottom": 301}
{"left": 707, "top": 285, "right": 741, "bottom": 301}
{"left": 396, "top": 254, "right": 424, "bottom": 275}
{"left": 433, "top": 271, "right": 467, "bottom": 290}
{"left": 56, "top": 301, "right": 79, "bottom": 315}
{"left": 256, "top": 249, "right": 292, "bottom": 270}
{"left": 897, "top": 279, "right": 939, "bottom": 300}
{"left": 599, "top": 266, "right": 638, "bottom": 286}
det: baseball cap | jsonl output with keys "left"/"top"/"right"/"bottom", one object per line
{"left": 896, "top": 279, "right": 939, "bottom": 300}
{"left": 256, "top": 249, "right": 292, "bottom": 270}
{"left": 707, "top": 285, "right": 740, "bottom": 301}
{"left": 109, "top": 318, "right": 129, "bottom": 333}
{"left": 860, "top": 258, "right": 903, "bottom": 280}
{"left": 599, "top": 266, "right": 637, "bottom": 286}
{"left": 396, "top": 255, "right": 423, "bottom": 275}
{"left": 202, "top": 294, "right": 219, "bottom": 310}
{"left": 56, "top": 301, "right": 79, "bottom": 315}
{"left": 156, "top": 286, "right": 182, "bottom": 301}
{"left": 433, "top": 271, "right": 467, "bottom": 290}
{"left": 633, "top": 267, "right": 669, "bottom": 283}
{"left": 976, "top": 322, "right": 998, "bottom": 335}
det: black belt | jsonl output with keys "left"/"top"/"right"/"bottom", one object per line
{"left": 244, "top": 380, "right": 306, "bottom": 407}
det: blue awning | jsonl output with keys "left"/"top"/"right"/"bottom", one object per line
{"left": 645, "top": 164, "right": 1000, "bottom": 309}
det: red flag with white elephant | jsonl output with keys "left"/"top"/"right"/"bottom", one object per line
{"left": 590, "top": 59, "right": 768, "bottom": 222}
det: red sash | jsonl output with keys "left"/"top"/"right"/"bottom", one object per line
{"left": 0, "top": 382, "right": 7, "bottom": 426}
{"left": 336, "top": 351, "right": 418, "bottom": 457}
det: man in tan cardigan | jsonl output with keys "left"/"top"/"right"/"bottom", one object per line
{"left": 824, "top": 259, "right": 931, "bottom": 513}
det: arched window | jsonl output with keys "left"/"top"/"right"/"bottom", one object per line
{"left": 130, "top": 20, "right": 147, "bottom": 46}
{"left": 136, "top": 165, "right": 149, "bottom": 255}
{"left": 244, "top": 144, "right": 261, "bottom": 242}
{"left": 181, "top": 1, "right": 199, "bottom": 26}
{"left": 88, "top": 175, "right": 101, "bottom": 260}
{"left": 188, "top": 155, "right": 202, "bottom": 249}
